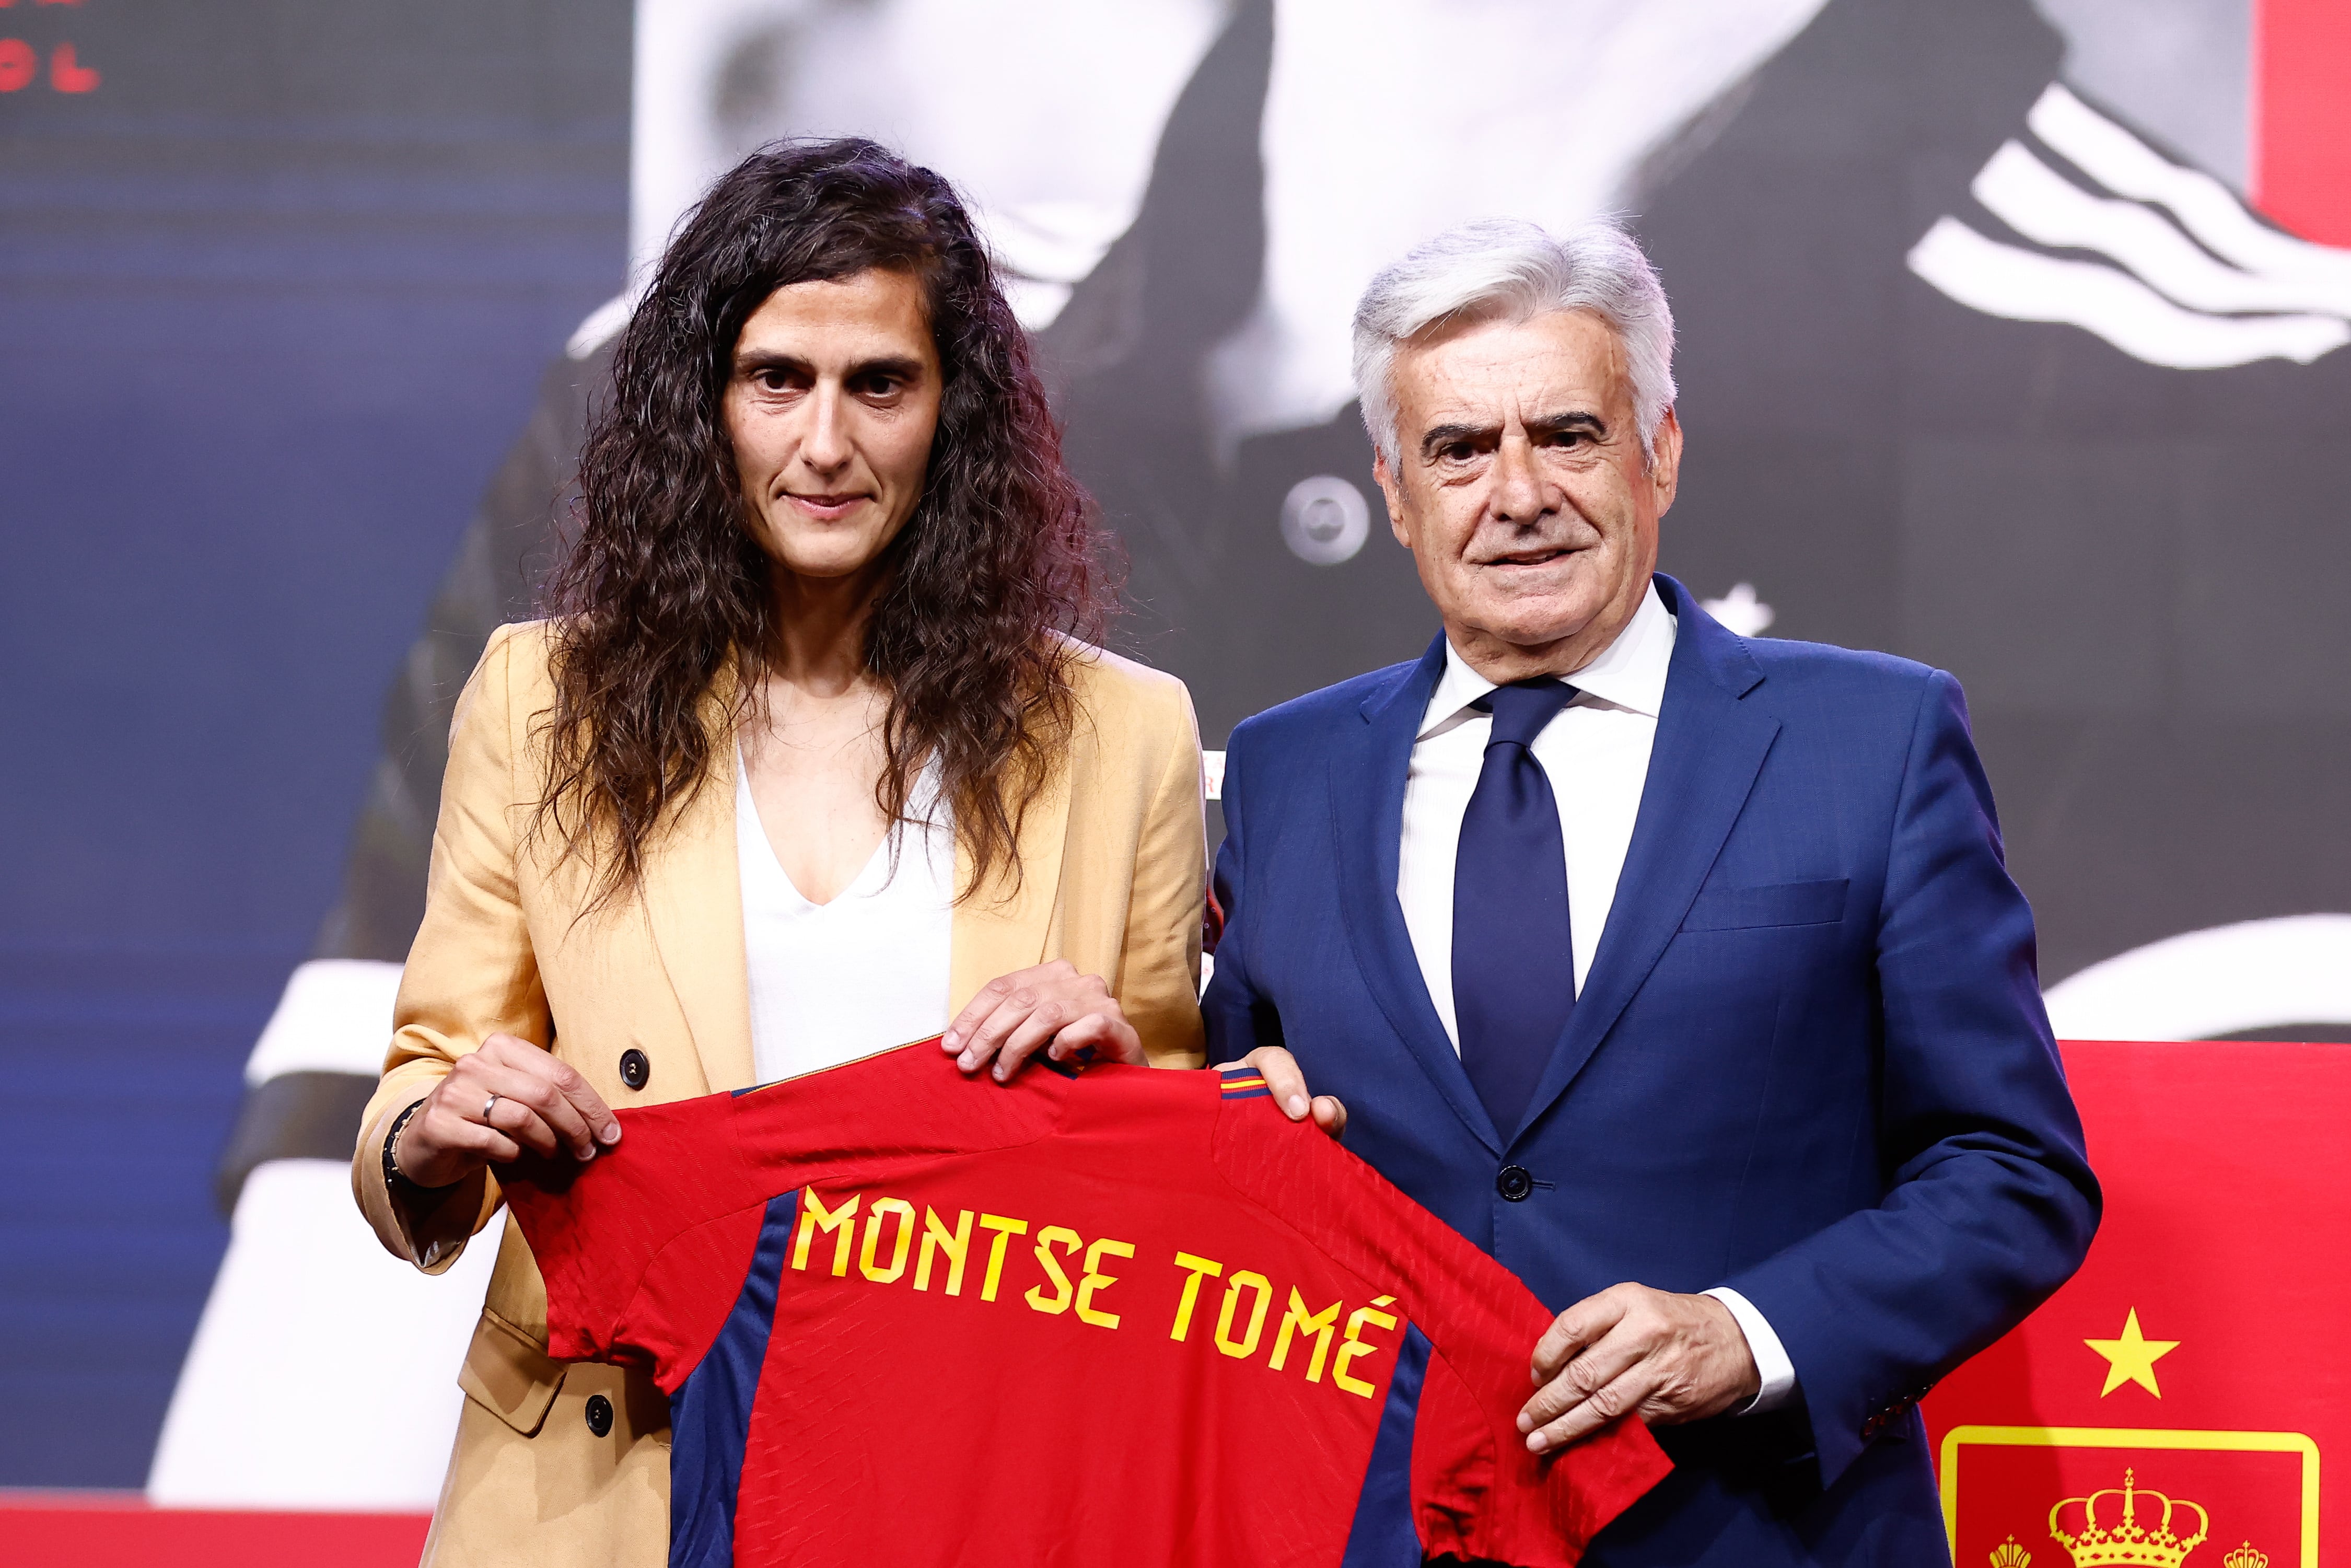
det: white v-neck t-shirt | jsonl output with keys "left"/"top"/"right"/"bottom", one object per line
{"left": 734, "top": 746, "right": 955, "bottom": 1085}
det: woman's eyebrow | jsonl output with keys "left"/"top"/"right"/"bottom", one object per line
{"left": 733, "top": 350, "right": 929, "bottom": 379}
{"left": 847, "top": 354, "right": 928, "bottom": 380}
{"left": 734, "top": 347, "right": 808, "bottom": 375}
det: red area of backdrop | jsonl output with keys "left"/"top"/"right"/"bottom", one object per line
{"left": 1926, "top": 1039, "right": 2351, "bottom": 1565}
{"left": 0, "top": 1495, "right": 427, "bottom": 1567}
{"left": 2254, "top": 0, "right": 2351, "bottom": 245}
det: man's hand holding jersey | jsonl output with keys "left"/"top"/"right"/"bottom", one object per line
{"left": 1224, "top": 1043, "right": 1348, "bottom": 1136}
{"left": 1518, "top": 1284, "right": 1760, "bottom": 1449}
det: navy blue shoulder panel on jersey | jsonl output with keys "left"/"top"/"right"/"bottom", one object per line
{"left": 668, "top": 1188, "right": 798, "bottom": 1568}
{"left": 1340, "top": 1322, "right": 1433, "bottom": 1567}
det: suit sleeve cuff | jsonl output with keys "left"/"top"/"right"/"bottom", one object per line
{"left": 1703, "top": 1286, "right": 1798, "bottom": 1415}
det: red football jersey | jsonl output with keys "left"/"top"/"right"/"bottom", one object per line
{"left": 504, "top": 1043, "right": 1670, "bottom": 1567}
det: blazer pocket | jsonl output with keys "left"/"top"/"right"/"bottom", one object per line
{"left": 1680, "top": 878, "right": 1850, "bottom": 932}
{"left": 458, "top": 1307, "right": 568, "bottom": 1437}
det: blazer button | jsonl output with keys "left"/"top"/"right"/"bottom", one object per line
{"left": 619, "top": 1049, "right": 650, "bottom": 1090}
{"left": 584, "top": 1393, "right": 614, "bottom": 1437}
{"left": 1496, "top": 1164, "right": 1534, "bottom": 1202}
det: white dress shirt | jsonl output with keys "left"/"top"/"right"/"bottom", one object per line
{"left": 1394, "top": 584, "right": 1796, "bottom": 1413}
{"left": 735, "top": 747, "right": 955, "bottom": 1086}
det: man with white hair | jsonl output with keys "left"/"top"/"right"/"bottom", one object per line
{"left": 1203, "top": 216, "right": 2099, "bottom": 1561}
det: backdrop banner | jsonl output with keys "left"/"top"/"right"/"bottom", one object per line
{"left": 1925, "top": 1038, "right": 2349, "bottom": 1564}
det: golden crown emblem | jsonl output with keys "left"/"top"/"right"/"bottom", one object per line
{"left": 1992, "top": 1537, "right": 2033, "bottom": 1567}
{"left": 2049, "top": 1469, "right": 2211, "bottom": 1568}
{"left": 2223, "top": 1546, "right": 2269, "bottom": 1568}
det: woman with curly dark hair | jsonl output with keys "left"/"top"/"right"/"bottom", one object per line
{"left": 350, "top": 140, "right": 1206, "bottom": 1565}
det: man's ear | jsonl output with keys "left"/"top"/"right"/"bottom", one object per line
{"left": 1372, "top": 449, "right": 1412, "bottom": 549}
{"left": 1647, "top": 406, "right": 1684, "bottom": 516}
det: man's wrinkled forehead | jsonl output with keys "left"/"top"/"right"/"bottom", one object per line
{"left": 1393, "top": 308, "right": 1632, "bottom": 429}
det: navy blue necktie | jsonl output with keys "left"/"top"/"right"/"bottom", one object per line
{"left": 1452, "top": 679, "right": 1579, "bottom": 1137}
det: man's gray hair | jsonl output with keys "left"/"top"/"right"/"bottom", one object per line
{"left": 1352, "top": 215, "right": 1677, "bottom": 467}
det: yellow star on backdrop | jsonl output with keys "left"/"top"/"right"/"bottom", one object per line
{"left": 2085, "top": 1308, "right": 2180, "bottom": 1397}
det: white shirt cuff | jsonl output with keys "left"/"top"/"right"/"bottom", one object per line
{"left": 1702, "top": 1286, "right": 1798, "bottom": 1415}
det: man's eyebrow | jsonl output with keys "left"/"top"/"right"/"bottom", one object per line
{"left": 1418, "top": 420, "right": 1499, "bottom": 459}
{"left": 1416, "top": 410, "right": 1610, "bottom": 458}
{"left": 1525, "top": 410, "right": 1609, "bottom": 439}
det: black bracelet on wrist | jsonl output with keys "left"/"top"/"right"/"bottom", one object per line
{"left": 383, "top": 1097, "right": 459, "bottom": 1193}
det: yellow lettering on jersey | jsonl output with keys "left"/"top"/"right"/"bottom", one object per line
{"left": 1026, "top": 1226, "right": 1081, "bottom": 1314}
{"left": 1333, "top": 1295, "right": 1399, "bottom": 1398}
{"left": 1168, "top": 1252, "right": 1224, "bottom": 1341}
{"left": 788, "top": 1186, "right": 1397, "bottom": 1398}
{"left": 859, "top": 1197, "right": 914, "bottom": 1284}
{"left": 976, "top": 1213, "right": 1029, "bottom": 1302}
{"left": 1216, "top": 1271, "right": 1273, "bottom": 1360}
{"left": 790, "top": 1188, "right": 860, "bottom": 1277}
{"left": 1075, "top": 1237, "right": 1135, "bottom": 1329}
{"left": 1269, "top": 1288, "right": 1342, "bottom": 1381}
{"left": 914, "top": 1207, "right": 973, "bottom": 1295}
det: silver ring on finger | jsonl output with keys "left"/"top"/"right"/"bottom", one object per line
{"left": 482, "top": 1091, "right": 501, "bottom": 1123}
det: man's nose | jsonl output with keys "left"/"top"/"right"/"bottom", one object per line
{"left": 1489, "top": 433, "right": 1550, "bottom": 524}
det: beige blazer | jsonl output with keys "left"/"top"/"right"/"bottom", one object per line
{"left": 351, "top": 621, "right": 1206, "bottom": 1567}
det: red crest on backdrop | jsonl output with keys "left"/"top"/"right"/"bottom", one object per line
{"left": 1926, "top": 1040, "right": 2351, "bottom": 1565}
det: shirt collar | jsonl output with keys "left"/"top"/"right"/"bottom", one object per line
{"left": 1416, "top": 582, "right": 1678, "bottom": 740}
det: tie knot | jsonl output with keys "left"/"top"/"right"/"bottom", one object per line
{"left": 1479, "top": 679, "right": 1578, "bottom": 749}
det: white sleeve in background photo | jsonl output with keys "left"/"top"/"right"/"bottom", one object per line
{"left": 148, "top": 960, "right": 495, "bottom": 1512}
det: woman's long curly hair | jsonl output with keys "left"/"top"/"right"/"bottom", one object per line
{"left": 539, "top": 138, "right": 1110, "bottom": 907}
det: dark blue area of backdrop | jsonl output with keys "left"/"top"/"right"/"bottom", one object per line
{"left": 0, "top": 2, "right": 630, "bottom": 1485}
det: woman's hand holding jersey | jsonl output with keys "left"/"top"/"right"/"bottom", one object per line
{"left": 397, "top": 956, "right": 1135, "bottom": 1189}
{"left": 393, "top": 1031, "right": 622, "bottom": 1189}
{"left": 942, "top": 959, "right": 1143, "bottom": 1079}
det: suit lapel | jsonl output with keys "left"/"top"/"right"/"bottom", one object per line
{"left": 641, "top": 710, "right": 753, "bottom": 1095}
{"left": 1512, "top": 577, "right": 1778, "bottom": 1140}
{"left": 948, "top": 723, "right": 1073, "bottom": 1013}
{"left": 1331, "top": 637, "right": 1502, "bottom": 1155}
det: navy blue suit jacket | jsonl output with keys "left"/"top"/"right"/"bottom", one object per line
{"left": 1203, "top": 575, "right": 2098, "bottom": 1564}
